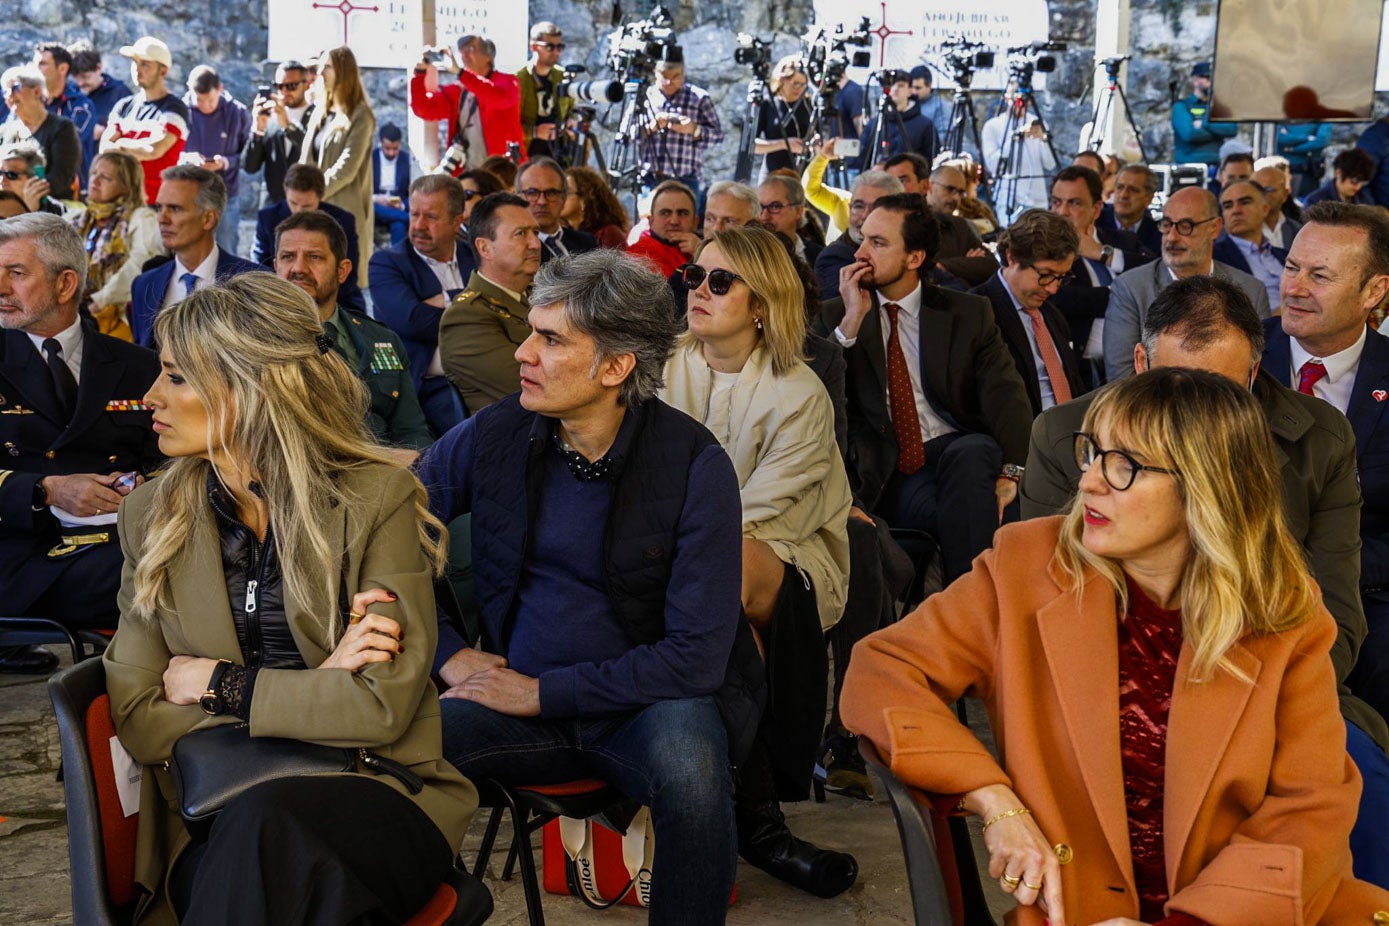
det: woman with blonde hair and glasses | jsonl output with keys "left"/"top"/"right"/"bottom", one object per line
{"left": 66, "top": 150, "right": 161, "bottom": 340}
{"left": 662, "top": 224, "right": 858, "bottom": 900}
{"left": 844, "top": 367, "right": 1389, "bottom": 925}
{"left": 103, "top": 274, "right": 479, "bottom": 924}
{"left": 301, "top": 46, "right": 376, "bottom": 286}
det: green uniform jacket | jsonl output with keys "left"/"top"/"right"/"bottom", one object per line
{"left": 439, "top": 271, "right": 531, "bottom": 414}
{"left": 518, "top": 64, "right": 573, "bottom": 144}
{"left": 103, "top": 465, "right": 477, "bottom": 925}
{"left": 1019, "top": 370, "right": 1388, "bottom": 751}
{"left": 334, "top": 308, "right": 434, "bottom": 450}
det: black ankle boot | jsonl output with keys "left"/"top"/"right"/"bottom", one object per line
{"left": 735, "top": 800, "right": 858, "bottom": 898}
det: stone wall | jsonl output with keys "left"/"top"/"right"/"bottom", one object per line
{"left": 3, "top": 0, "right": 1374, "bottom": 215}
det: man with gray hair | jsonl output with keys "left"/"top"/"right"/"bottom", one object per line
{"left": 416, "top": 247, "right": 755, "bottom": 925}
{"left": 0, "top": 213, "right": 161, "bottom": 673}
{"left": 1098, "top": 163, "right": 1162, "bottom": 254}
{"left": 451, "top": 33, "right": 524, "bottom": 158}
{"left": 129, "top": 164, "right": 259, "bottom": 346}
{"left": 813, "top": 169, "right": 904, "bottom": 295}
{"left": 0, "top": 141, "right": 61, "bottom": 215}
{"left": 1, "top": 66, "right": 80, "bottom": 203}
{"left": 702, "top": 180, "right": 760, "bottom": 235}
{"left": 758, "top": 174, "right": 820, "bottom": 263}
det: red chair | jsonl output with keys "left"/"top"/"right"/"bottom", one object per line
{"left": 470, "top": 777, "right": 628, "bottom": 926}
{"left": 47, "top": 657, "right": 492, "bottom": 925}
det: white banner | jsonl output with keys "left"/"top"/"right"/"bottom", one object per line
{"left": 434, "top": 0, "right": 529, "bottom": 72}
{"left": 811, "top": 0, "right": 1051, "bottom": 91}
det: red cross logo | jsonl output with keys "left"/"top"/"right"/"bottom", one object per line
{"left": 868, "top": 1, "right": 914, "bottom": 64}
{"left": 312, "top": 0, "right": 382, "bottom": 45}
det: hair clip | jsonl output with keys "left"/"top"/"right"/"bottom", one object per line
{"left": 315, "top": 333, "right": 333, "bottom": 355}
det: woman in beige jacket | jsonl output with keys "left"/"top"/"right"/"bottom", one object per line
{"left": 301, "top": 46, "right": 375, "bottom": 287}
{"left": 661, "top": 225, "right": 857, "bottom": 900}
{"left": 104, "top": 275, "right": 477, "bottom": 925}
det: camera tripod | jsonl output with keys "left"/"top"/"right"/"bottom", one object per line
{"left": 607, "top": 73, "right": 675, "bottom": 215}
{"left": 807, "top": 87, "right": 855, "bottom": 189}
{"left": 989, "top": 79, "right": 1059, "bottom": 220}
{"left": 734, "top": 76, "right": 770, "bottom": 183}
{"left": 1078, "top": 60, "right": 1148, "bottom": 162}
{"left": 862, "top": 81, "right": 912, "bottom": 170}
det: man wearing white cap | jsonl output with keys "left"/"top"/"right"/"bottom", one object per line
{"left": 100, "top": 36, "right": 188, "bottom": 204}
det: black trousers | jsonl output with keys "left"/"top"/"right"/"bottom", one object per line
{"left": 170, "top": 775, "right": 453, "bottom": 926}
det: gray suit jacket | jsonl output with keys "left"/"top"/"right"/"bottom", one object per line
{"left": 1102, "top": 258, "right": 1271, "bottom": 382}
{"left": 1273, "top": 216, "right": 1304, "bottom": 251}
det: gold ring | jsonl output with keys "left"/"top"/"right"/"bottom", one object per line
{"left": 1001, "top": 874, "right": 1022, "bottom": 888}
{"left": 349, "top": 610, "right": 366, "bottom": 624}
{"left": 1023, "top": 880, "right": 1043, "bottom": 891}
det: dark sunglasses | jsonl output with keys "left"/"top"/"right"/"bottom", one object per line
{"left": 273, "top": 80, "right": 304, "bottom": 91}
{"left": 537, "top": 42, "right": 566, "bottom": 51}
{"left": 0, "top": 169, "right": 28, "bottom": 181}
{"left": 461, "top": 189, "right": 482, "bottom": 200}
{"left": 680, "top": 264, "right": 744, "bottom": 296}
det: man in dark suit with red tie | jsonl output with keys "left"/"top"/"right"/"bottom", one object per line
{"left": 0, "top": 214, "right": 161, "bottom": 672}
{"left": 971, "top": 209, "right": 1086, "bottom": 417}
{"left": 816, "top": 193, "right": 1032, "bottom": 581}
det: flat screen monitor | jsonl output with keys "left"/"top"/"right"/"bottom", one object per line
{"left": 1209, "top": 0, "right": 1384, "bottom": 122}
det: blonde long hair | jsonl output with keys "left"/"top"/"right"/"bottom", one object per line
{"left": 685, "top": 225, "right": 806, "bottom": 375}
{"left": 131, "top": 274, "right": 445, "bottom": 639}
{"left": 1054, "top": 368, "right": 1320, "bottom": 682}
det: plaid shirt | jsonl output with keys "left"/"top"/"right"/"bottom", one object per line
{"left": 641, "top": 83, "right": 723, "bottom": 181}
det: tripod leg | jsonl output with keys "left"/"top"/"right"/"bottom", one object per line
{"left": 1114, "top": 83, "right": 1149, "bottom": 163}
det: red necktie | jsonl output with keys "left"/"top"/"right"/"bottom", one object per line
{"left": 1023, "top": 307, "right": 1072, "bottom": 406}
{"left": 1298, "top": 360, "right": 1327, "bottom": 396}
{"left": 885, "top": 303, "right": 925, "bottom": 474}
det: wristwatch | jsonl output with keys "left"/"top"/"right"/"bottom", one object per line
{"left": 1001, "top": 464, "right": 1025, "bottom": 482}
{"left": 31, "top": 477, "right": 47, "bottom": 511}
{"left": 200, "top": 660, "right": 233, "bottom": 715}
{"left": 1100, "top": 244, "right": 1115, "bottom": 264}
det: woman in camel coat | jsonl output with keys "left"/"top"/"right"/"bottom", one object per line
{"left": 844, "top": 368, "right": 1389, "bottom": 925}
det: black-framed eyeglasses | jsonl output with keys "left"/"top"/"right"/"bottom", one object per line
{"left": 680, "top": 264, "right": 744, "bottom": 296}
{"left": 760, "top": 200, "right": 799, "bottom": 214}
{"left": 1027, "top": 265, "right": 1073, "bottom": 287}
{"left": 936, "top": 182, "right": 967, "bottom": 196}
{"left": 520, "top": 187, "right": 565, "bottom": 202}
{"left": 1073, "top": 432, "right": 1179, "bottom": 491}
{"left": 1157, "top": 216, "right": 1218, "bottom": 236}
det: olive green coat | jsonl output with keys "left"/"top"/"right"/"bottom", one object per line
{"left": 103, "top": 464, "right": 477, "bottom": 925}
{"left": 439, "top": 271, "right": 531, "bottom": 414}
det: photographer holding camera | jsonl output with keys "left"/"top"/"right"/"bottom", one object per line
{"left": 519, "top": 22, "right": 572, "bottom": 158}
{"left": 244, "top": 61, "right": 313, "bottom": 206}
{"left": 640, "top": 47, "right": 723, "bottom": 200}
{"left": 413, "top": 35, "right": 522, "bottom": 170}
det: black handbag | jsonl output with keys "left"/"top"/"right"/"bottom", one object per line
{"left": 168, "top": 722, "right": 354, "bottom": 826}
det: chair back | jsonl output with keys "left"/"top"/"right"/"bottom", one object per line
{"left": 48, "top": 658, "right": 137, "bottom": 924}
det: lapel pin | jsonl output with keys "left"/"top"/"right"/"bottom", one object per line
{"left": 1375, "top": 390, "right": 1387, "bottom": 403}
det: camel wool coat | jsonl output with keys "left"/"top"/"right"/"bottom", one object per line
{"left": 301, "top": 100, "right": 376, "bottom": 288}
{"left": 103, "top": 464, "right": 477, "bottom": 925}
{"left": 842, "top": 516, "right": 1389, "bottom": 925}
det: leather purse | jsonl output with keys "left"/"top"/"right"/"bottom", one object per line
{"left": 168, "top": 722, "right": 354, "bottom": 827}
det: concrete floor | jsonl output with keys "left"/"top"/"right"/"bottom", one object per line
{"left": 0, "top": 649, "right": 1011, "bottom": 926}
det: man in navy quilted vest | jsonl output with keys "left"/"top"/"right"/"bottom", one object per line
{"left": 412, "top": 248, "right": 759, "bottom": 924}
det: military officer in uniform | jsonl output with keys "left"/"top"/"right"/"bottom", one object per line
{"left": 440, "top": 191, "right": 542, "bottom": 414}
{"left": 272, "top": 210, "right": 433, "bottom": 455}
{"left": 0, "top": 214, "right": 161, "bottom": 672}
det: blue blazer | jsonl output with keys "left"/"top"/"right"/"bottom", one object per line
{"left": 1263, "top": 319, "right": 1389, "bottom": 589}
{"left": 1098, "top": 203, "right": 1163, "bottom": 257}
{"left": 1213, "top": 233, "right": 1288, "bottom": 277}
{"left": 368, "top": 240, "right": 465, "bottom": 393}
{"left": 251, "top": 200, "right": 365, "bottom": 315}
{"left": 372, "top": 148, "right": 411, "bottom": 211}
{"left": 129, "top": 249, "right": 262, "bottom": 348}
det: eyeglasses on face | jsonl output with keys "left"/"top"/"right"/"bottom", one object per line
{"left": 680, "top": 264, "right": 744, "bottom": 296}
{"left": 273, "top": 80, "right": 304, "bottom": 91}
{"left": 1073, "top": 432, "right": 1179, "bottom": 491}
{"left": 760, "top": 200, "right": 800, "bottom": 214}
{"left": 461, "top": 188, "right": 481, "bottom": 200}
{"left": 537, "top": 42, "right": 566, "bottom": 51}
{"left": 1157, "top": 216, "right": 1218, "bottom": 236}
{"left": 521, "top": 187, "right": 565, "bottom": 202}
{"left": 0, "top": 169, "right": 29, "bottom": 181}
{"left": 936, "top": 183, "right": 967, "bottom": 197}
{"left": 1027, "top": 265, "right": 1073, "bottom": 287}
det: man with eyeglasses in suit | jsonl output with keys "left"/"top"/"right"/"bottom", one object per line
{"left": 514, "top": 157, "right": 596, "bottom": 263}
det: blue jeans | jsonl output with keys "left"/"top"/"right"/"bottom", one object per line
{"left": 1346, "top": 718, "right": 1389, "bottom": 888}
{"left": 441, "top": 695, "right": 736, "bottom": 925}
{"left": 376, "top": 202, "right": 409, "bottom": 245}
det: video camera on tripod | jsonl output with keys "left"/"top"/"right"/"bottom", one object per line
{"left": 936, "top": 38, "right": 995, "bottom": 86}
{"left": 802, "top": 18, "right": 872, "bottom": 90}
{"left": 1099, "top": 54, "right": 1130, "bottom": 80}
{"left": 606, "top": 6, "right": 682, "bottom": 78}
{"left": 734, "top": 34, "right": 773, "bottom": 81}
{"left": 1006, "top": 41, "right": 1067, "bottom": 83}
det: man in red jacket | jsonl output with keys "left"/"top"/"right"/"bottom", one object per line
{"left": 411, "top": 35, "right": 523, "bottom": 166}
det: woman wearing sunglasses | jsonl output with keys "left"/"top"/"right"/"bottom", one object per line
{"left": 843, "top": 367, "right": 1389, "bottom": 925}
{"left": 662, "top": 225, "right": 858, "bottom": 899}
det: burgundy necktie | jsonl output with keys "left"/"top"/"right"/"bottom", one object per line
{"left": 884, "top": 303, "right": 925, "bottom": 474}
{"left": 1298, "top": 359, "right": 1327, "bottom": 396}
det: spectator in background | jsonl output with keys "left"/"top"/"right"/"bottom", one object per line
{"left": 515, "top": 157, "right": 597, "bottom": 261}
{"left": 480, "top": 154, "right": 517, "bottom": 189}
{"left": 755, "top": 56, "right": 814, "bottom": 179}
{"left": 1099, "top": 163, "right": 1163, "bottom": 255}
{"left": 1214, "top": 180, "right": 1287, "bottom": 309}
{"left": 411, "top": 42, "right": 487, "bottom": 175}
{"left": 627, "top": 179, "right": 699, "bottom": 277}
{"left": 0, "top": 191, "right": 28, "bottom": 219}
{"left": 0, "top": 142, "right": 61, "bottom": 215}
{"left": 32, "top": 42, "right": 95, "bottom": 193}
{"left": 1171, "top": 61, "right": 1236, "bottom": 170}
{"left": 453, "top": 35, "right": 524, "bottom": 158}
{"left": 560, "top": 165, "right": 630, "bottom": 249}
{"left": 1, "top": 67, "right": 80, "bottom": 203}
{"left": 759, "top": 174, "right": 821, "bottom": 264}
{"left": 1278, "top": 121, "right": 1332, "bottom": 197}
{"left": 457, "top": 167, "right": 503, "bottom": 232}
{"left": 182, "top": 65, "right": 251, "bottom": 256}
{"left": 252, "top": 162, "right": 364, "bottom": 315}
{"left": 101, "top": 37, "right": 188, "bottom": 205}
{"left": 66, "top": 150, "right": 161, "bottom": 340}
{"left": 243, "top": 60, "right": 314, "bottom": 206}
{"left": 1209, "top": 149, "right": 1254, "bottom": 199}
{"left": 518, "top": 22, "right": 571, "bottom": 158}
{"left": 300, "top": 46, "right": 376, "bottom": 288}
{"left": 833, "top": 70, "right": 864, "bottom": 139}
{"left": 1254, "top": 163, "right": 1303, "bottom": 249}
{"left": 372, "top": 122, "right": 411, "bottom": 245}
{"left": 857, "top": 71, "right": 937, "bottom": 171}
{"left": 908, "top": 65, "right": 948, "bottom": 149}
{"left": 641, "top": 51, "right": 724, "bottom": 201}
{"left": 703, "top": 179, "right": 761, "bottom": 236}
{"left": 1305, "top": 147, "right": 1377, "bottom": 206}
{"left": 67, "top": 41, "right": 130, "bottom": 143}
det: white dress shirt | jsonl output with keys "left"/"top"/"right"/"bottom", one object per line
{"left": 162, "top": 246, "right": 221, "bottom": 312}
{"left": 996, "top": 272, "right": 1057, "bottom": 410}
{"left": 26, "top": 315, "right": 84, "bottom": 385}
{"left": 1290, "top": 325, "right": 1367, "bottom": 416}
{"left": 415, "top": 244, "right": 464, "bottom": 378}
